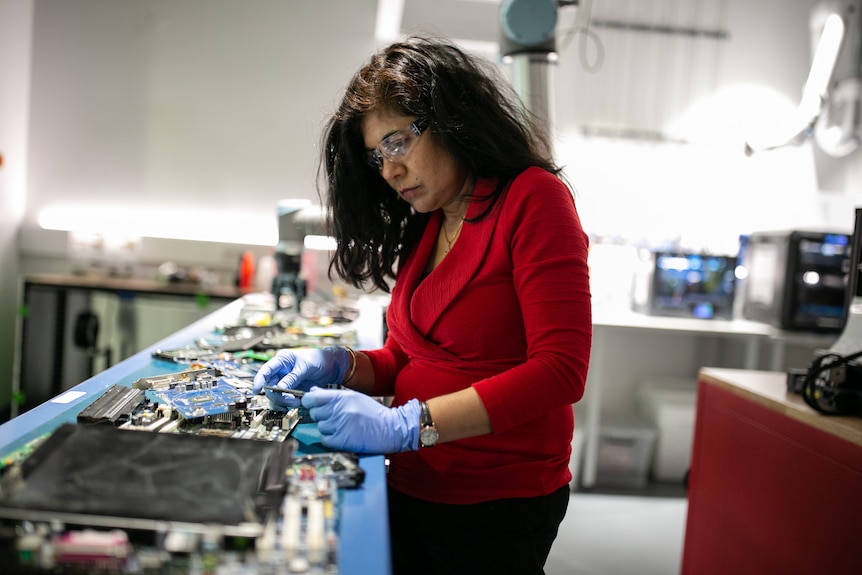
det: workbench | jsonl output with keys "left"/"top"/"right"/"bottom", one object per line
{"left": 681, "top": 367, "right": 862, "bottom": 574}
{"left": 0, "top": 296, "right": 391, "bottom": 575}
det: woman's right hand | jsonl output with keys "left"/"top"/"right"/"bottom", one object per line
{"left": 252, "top": 346, "right": 351, "bottom": 409}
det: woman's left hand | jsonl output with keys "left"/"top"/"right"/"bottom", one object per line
{"left": 301, "top": 388, "right": 421, "bottom": 454}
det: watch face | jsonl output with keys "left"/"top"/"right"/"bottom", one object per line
{"left": 420, "top": 427, "right": 439, "bottom": 447}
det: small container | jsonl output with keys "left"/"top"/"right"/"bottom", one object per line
{"left": 638, "top": 378, "right": 697, "bottom": 483}
{"left": 595, "top": 419, "right": 656, "bottom": 490}
{"left": 237, "top": 251, "right": 256, "bottom": 289}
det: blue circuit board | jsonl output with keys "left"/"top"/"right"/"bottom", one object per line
{"left": 154, "top": 381, "right": 247, "bottom": 419}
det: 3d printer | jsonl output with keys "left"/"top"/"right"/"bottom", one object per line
{"left": 797, "top": 211, "right": 862, "bottom": 417}
{"left": 740, "top": 230, "right": 850, "bottom": 332}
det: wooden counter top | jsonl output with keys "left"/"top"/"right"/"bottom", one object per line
{"left": 698, "top": 367, "right": 862, "bottom": 447}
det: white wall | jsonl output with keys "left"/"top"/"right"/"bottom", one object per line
{"left": 23, "top": 0, "right": 379, "bottom": 265}
{"left": 23, "top": 0, "right": 859, "bottom": 263}
{"left": 0, "top": 0, "right": 33, "bottom": 417}
{"left": 553, "top": 0, "right": 862, "bottom": 256}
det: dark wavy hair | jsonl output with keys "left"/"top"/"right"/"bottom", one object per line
{"left": 319, "top": 35, "right": 562, "bottom": 293}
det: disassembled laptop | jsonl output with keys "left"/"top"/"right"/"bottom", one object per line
{"left": 0, "top": 313, "right": 363, "bottom": 574}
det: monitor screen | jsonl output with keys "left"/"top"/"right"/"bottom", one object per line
{"left": 651, "top": 253, "right": 737, "bottom": 319}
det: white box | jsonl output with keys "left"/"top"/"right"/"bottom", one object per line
{"left": 595, "top": 420, "right": 656, "bottom": 489}
{"left": 638, "top": 378, "right": 697, "bottom": 483}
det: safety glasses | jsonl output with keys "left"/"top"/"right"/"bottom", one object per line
{"left": 365, "top": 118, "right": 429, "bottom": 170}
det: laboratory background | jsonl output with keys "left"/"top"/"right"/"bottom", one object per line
{"left": 1, "top": 1, "right": 861, "bottom": 574}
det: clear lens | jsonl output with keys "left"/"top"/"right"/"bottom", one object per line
{"left": 365, "top": 120, "right": 426, "bottom": 170}
{"left": 380, "top": 133, "right": 411, "bottom": 159}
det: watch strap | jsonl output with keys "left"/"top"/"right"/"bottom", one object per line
{"left": 418, "top": 401, "right": 438, "bottom": 448}
{"left": 419, "top": 401, "right": 433, "bottom": 427}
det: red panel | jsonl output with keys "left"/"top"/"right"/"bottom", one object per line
{"left": 682, "top": 381, "right": 862, "bottom": 575}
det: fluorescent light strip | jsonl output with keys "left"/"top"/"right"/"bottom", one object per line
{"left": 304, "top": 235, "right": 337, "bottom": 251}
{"left": 38, "top": 205, "right": 277, "bottom": 246}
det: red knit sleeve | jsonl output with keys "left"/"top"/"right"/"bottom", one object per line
{"left": 362, "top": 328, "right": 409, "bottom": 396}
{"left": 472, "top": 168, "right": 592, "bottom": 432}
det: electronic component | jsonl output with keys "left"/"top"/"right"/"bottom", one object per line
{"left": 133, "top": 368, "right": 243, "bottom": 417}
{"left": 0, "top": 423, "right": 290, "bottom": 529}
{"left": 153, "top": 313, "right": 359, "bottom": 361}
{"left": 99, "top": 369, "right": 304, "bottom": 439}
{"left": 132, "top": 367, "right": 220, "bottom": 392}
{"left": 155, "top": 380, "right": 246, "bottom": 420}
{"left": 152, "top": 348, "right": 266, "bottom": 381}
{"left": 0, "top": 433, "right": 51, "bottom": 472}
{"left": 292, "top": 452, "right": 366, "bottom": 489}
{"left": 51, "top": 529, "right": 132, "bottom": 571}
{"left": 797, "top": 350, "right": 862, "bottom": 416}
{"left": 132, "top": 368, "right": 251, "bottom": 421}
{"left": 0, "top": 304, "right": 367, "bottom": 572}
{"left": 0, "top": 421, "right": 365, "bottom": 572}
{"left": 128, "top": 367, "right": 314, "bottom": 439}
{"left": 124, "top": 397, "right": 172, "bottom": 431}
{"left": 76, "top": 384, "right": 144, "bottom": 425}
{"left": 785, "top": 367, "right": 808, "bottom": 394}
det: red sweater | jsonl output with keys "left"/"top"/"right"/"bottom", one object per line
{"left": 364, "top": 167, "right": 592, "bottom": 504}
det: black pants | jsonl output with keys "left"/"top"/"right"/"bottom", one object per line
{"left": 388, "top": 485, "right": 570, "bottom": 575}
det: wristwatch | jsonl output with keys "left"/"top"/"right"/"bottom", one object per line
{"left": 418, "top": 401, "right": 439, "bottom": 448}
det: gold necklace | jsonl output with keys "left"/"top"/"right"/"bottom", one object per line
{"left": 442, "top": 219, "right": 464, "bottom": 254}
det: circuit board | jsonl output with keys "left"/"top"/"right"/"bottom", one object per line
{"left": 0, "top": 374, "right": 364, "bottom": 574}
{"left": 136, "top": 368, "right": 248, "bottom": 420}
{"left": 0, "top": 307, "right": 367, "bottom": 572}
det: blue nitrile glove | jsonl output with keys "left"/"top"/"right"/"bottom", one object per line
{"left": 301, "top": 387, "right": 421, "bottom": 454}
{"left": 252, "top": 347, "right": 350, "bottom": 409}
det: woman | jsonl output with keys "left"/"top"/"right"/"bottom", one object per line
{"left": 253, "top": 36, "right": 592, "bottom": 574}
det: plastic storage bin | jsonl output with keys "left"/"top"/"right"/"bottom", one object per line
{"left": 595, "top": 419, "right": 656, "bottom": 489}
{"left": 638, "top": 378, "right": 697, "bottom": 483}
